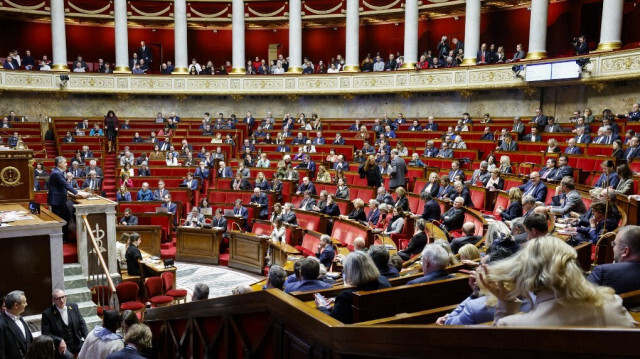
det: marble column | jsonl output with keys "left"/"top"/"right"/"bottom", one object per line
{"left": 343, "top": 0, "right": 360, "bottom": 72}
{"left": 525, "top": 0, "right": 549, "bottom": 60}
{"left": 596, "top": 0, "right": 624, "bottom": 52}
{"left": 401, "top": 0, "right": 418, "bottom": 69}
{"left": 287, "top": 0, "right": 303, "bottom": 73}
{"left": 113, "top": 0, "right": 130, "bottom": 73}
{"left": 172, "top": 0, "right": 189, "bottom": 74}
{"left": 461, "top": 0, "right": 480, "bottom": 66}
{"left": 50, "top": 0, "right": 69, "bottom": 71}
{"left": 231, "top": 0, "right": 246, "bottom": 74}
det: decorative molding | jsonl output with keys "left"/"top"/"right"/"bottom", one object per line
{"left": 189, "top": 4, "right": 229, "bottom": 18}
{"left": 67, "top": 1, "right": 111, "bottom": 15}
{"left": 362, "top": 0, "right": 401, "bottom": 11}
{"left": 303, "top": 1, "right": 343, "bottom": 15}
{"left": 4, "top": 0, "right": 45, "bottom": 11}
{"left": 130, "top": 3, "right": 171, "bottom": 17}
{"left": 1, "top": 49, "right": 639, "bottom": 97}
{"left": 247, "top": 4, "right": 285, "bottom": 17}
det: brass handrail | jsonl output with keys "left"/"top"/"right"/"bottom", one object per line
{"left": 82, "top": 215, "right": 117, "bottom": 294}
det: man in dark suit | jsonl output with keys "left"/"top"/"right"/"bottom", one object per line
{"left": 623, "top": 136, "right": 640, "bottom": 162}
{"left": 48, "top": 156, "right": 89, "bottom": 241}
{"left": 518, "top": 172, "right": 547, "bottom": 202}
{"left": 119, "top": 208, "right": 139, "bottom": 226}
{"left": 572, "top": 35, "right": 589, "bottom": 55}
{"left": 366, "top": 200, "right": 380, "bottom": 226}
{"left": 539, "top": 158, "right": 558, "bottom": 181}
{"left": 41, "top": 289, "right": 89, "bottom": 358}
{"left": 0, "top": 290, "right": 33, "bottom": 359}
{"left": 450, "top": 222, "right": 482, "bottom": 254}
{"left": 296, "top": 177, "right": 316, "bottom": 195}
{"left": 588, "top": 226, "right": 640, "bottom": 294}
{"left": 407, "top": 244, "right": 454, "bottom": 285}
{"left": 369, "top": 245, "right": 399, "bottom": 279}
{"left": 232, "top": 199, "right": 249, "bottom": 228}
{"left": 398, "top": 219, "right": 428, "bottom": 261}
{"left": 543, "top": 118, "right": 562, "bottom": 133}
{"left": 423, "top": 140, "right": 439, "bottom": 157}
{"left": 441, "top": 197, "right": 465, "bottom": 231}
{"left": 552, "top": 156, "right": 574, "bottom": 181}
{"left": 211, "top": 209, "right": 228, "bottom": 229}
{"left": 250, "top": 188, "right": 269, "bottom": 219}
{"left": 448, "top": 161, "right": 465, "bottom": 182}
{"left": 531, "top": 108, "right": 548, "bottom": 131}
{"left": 480, "top": 127, "right": 494, "bottom": 141}
{"left": 523, "top": 127, "right": 542, "bottom": 142}
{"left": 162, "top": 194, "right": 178, "bottom": 226}
{"left": 376, "top": 187, "right": 394, "bottom": 206}
{"left": 424, "top": 117, "right": 438, "bottom": 131}
{"left": 564, "top": 139, "right": 582, "bottom": 155}
{"left": 282, "top": 203, "right": 298, "bottom": 225}
{"left": 476, "top": 43, "right": 492, "bottom": 64}
{"left": 243, "top": 111, "right": 255, "bottom": 127}
{"left": 81, "top": 171, "right": 101, "bottom": 191}
{"left": 498, "top": 134, "right": 519, "bottom": 151}
{"left": 217, "top": 161, "right": 233, "bottom": 178}
{"left": 182, "top": 173, "right": 198, "bottom": 190}
{"left": 284, "top": 258, "right": 332, "bottom": 294}
{"left": 137, "top": 41, "right": 152, "bottom": 65}
{"left": 153, "top": 181, "right": 170, "bottom": 201}
{"left": 315, "top": 235, "right": 335, "bottom": 269}
{"left": 298, "top": 190, "right": 316, "bottom": 211}
{"left": 594, "top": 160, "right": 620, "bottom": 188}
{"left": 574, "top": 126, "right": 592, "bottom": 144}
{"left": 548, "top": 177, "right": 587, "bottom": 217}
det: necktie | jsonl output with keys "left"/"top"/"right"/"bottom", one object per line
{"left": 525, "top": 184, "right": 535, "bottom": 196}
{"left": 607, "top": 136, "right": 611, "bottom": 144}
{"left": 481, "top": 53, "right": 485, "bottom": 62}
{"left": 542, "top": 169, "right": 550, "bottom": 179}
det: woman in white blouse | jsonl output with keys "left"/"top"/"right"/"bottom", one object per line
{"left": 270, "top": 218, "right": 286, "bottom": 243}
{"left": 166, "top": 152, "right": 179, "bottom": 166}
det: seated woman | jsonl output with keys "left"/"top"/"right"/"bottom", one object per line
{"left": 316, "top": 165, "right": 332, "bottom": 183}
{"left": 611, "top": 140, "right": 624, "bottom": 160}
{"left": 485, "top": 168, "right": 504, "bottom": 191}
{"left": 497, "top": 187, "right": 523, "bottom": 221}
{"left": 211, "top": 132, "right": 223, "bottom": 144}
{"left": 89, "top": 123, "right": 104, "bottom": 136}
{"left": 383, "top": 208, "right": 405, "bottom": 236}
{"left": 615, "top": 163, "right": 634, "bottom": 195}
{"left": 546, "top": 138, "right": 561, "bottom": 153}
{"left": 342, "top": 198, "right": 366, "bottom": 222}
{"left": 394, "top": 187, "right": 409, "bottom": 212}
{"left": 316, "top": 251, "right": 391, "bottom": 323}
{"left": 270, "top": 218, "right": 286, "bottom": 243}
{"left": 458, "top": 244, "right": 481, "bottom": 262}
{"left": 498, "top": 155, "right": 513, "bottom": 174}
{"left": 120, "top": 162, "right": 134, "bottom": 177}
{"left": 479, "top": 235, "right": 637, "bottom": 327}
{"left": 371, "top": 204, "right": 390, "bottom": 233}
{"left": 63, "top": 131, "right": 75, "bottom": 143}
{"left": 116, "top": 185, "right": 131, "bottom": 202}
{"left": 119, "top": 173, "right": 133, "bottom": 188}
{"left": 166, "top": 152, "right": 180, "bottom": 166}
{"left": 421, "top": 172, "right": 440, "bottom": 198}
{"left": 486, "top": 154, "right": 497, "bottom": 172}
{"left": 325, "top": 149, "right": 338, "bottom": 164}
{"left": 34, "top": 162, "right": 48, "bottom": 177}
{"left": 335, "top": 178, "right": 350, "bottom": 200}
{"left": 149, "top": 145, "right": 164, "bottom": 160}
{"left": 255, "top": 172, "right": 271, "bottom": 191}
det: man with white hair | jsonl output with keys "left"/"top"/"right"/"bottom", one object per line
{"left": 451, "top": 135, "right": 467, "bottom": 149}
{"left": 84, "top": 159, "right": 103, "bottom": 178}
{"left": 217, "top": 161, "right": 233, "bottom": 178}
{"left": 440, "top": 197, "right": 465, "bottom": 231}
{"left": 592, "top": 127, "right": 607, "bottom": 144}
{"left": 137, "top": 182, "right": 153, "bottom": 201}
{"left": 250, "top": 187, "right": 269, "bottom": 219}
{"left": 296, "top": 176, "right": 316, "bottom": 195}
{"left": 120, "top": 150, "right": 135, "bottom": 166}
{"left": 466, "top": 161, "right": 490, "bottom": 186}
{"left": 564, "top": 138, "right": 581, "bottom": 155}
{"left": 376, "top": 186, "right": 394, "bottom": 205}
{"left": 406, "top": 244, "right": 454, "bottom": 285}
{"left": 81, "top": 170, "right": 100, "bottom": 191}
{"left": 333, "top": 155, "right": 349, "bottom": 171}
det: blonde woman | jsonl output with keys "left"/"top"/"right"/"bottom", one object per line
{"left": 211, "top": 132, "right": 223, "bottom": 144}
{"left": 497, "top": 187, "right": 523, "bottom": 220}
{"left": 316, "top": 166, "right": 332, "bottom": 183}
{"left": 479, "top": 235, "right": 637, "bottom": 327}
{"left": 458, "top": 244, "right": 481, "bottom": 261}
{"left": 498, "top": 155, "right": 512, "bottom": 174}
{"left": 546, "top": 138, "right": 561, "bottom": 153}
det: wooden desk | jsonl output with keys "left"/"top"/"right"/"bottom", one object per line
{"left": 176, "top": 226, "right": 223, "bottom": 265}
{"left": 268, "top": 241, "right": 301, "bottom": 268}
{"left": 117, "top": 225, "right": 162, "bottom": 257}
{"left": 228, "top": 230, "right": 268, "bottom": 274}
{"left": 140, "top": 249, "right": 177, "bottom": 286}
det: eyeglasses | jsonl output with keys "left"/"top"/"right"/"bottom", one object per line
{"left": 53, "top": 296, "right": 66, "bottom": 301}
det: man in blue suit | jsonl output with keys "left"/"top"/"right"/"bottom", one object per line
{"left": 564, "top": 139, "right": 582, "bottom": 155}
{"left": 217, "top": 161, "right": 233, "bottom": 178}
{"left": 48, "top": 156, "right": 89, "bottom": 241}
{"left": 194, "top": 162, "right": 210, "bottom": 180}
{"left": 518, "top": 172, "right": 547, "bottom": 202}
{"left": 233, "top": 199, "right": 249, "bottom": 230}
{"left": 297, "top": 155, "right": 316, "bottom": 175}
{"left": 424, "top": 116, "right": 438, "bottom": 131}
{"left": 407, "top": 244, "right": 454, "bottom": 285}
{"left": 296, "top": 177, "right": 316, "bottom": 195}
{"left": 162, "top": 194, "right": 178, "bottom": 226}
{"left": 594, "top": 160, "right": 619, "bottom": 188}
{"left": 284, "top": 258, "right": 332, "bottom": 293}
{"left": 588, "top": 225, "right": 640, "bottom": 294}
{"left": 250, "top": 188, "right": 269, "bottom": 219}
{"left": 243, "top": 111, "right": 255, "bottom": 127}
{"left": 366, "top": 200, "right": 380, "bottom": 226}
{"left": 315, "top": 235, "right": 335, "bottom": 269}
{"left": 182, "top": 173, "right": 198, "bottom": 190}
{"left": 623, "top": 136, "right": 640, "bottom": 162}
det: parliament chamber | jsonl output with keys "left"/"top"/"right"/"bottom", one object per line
{"left": 1, "top": 0, "right": 640, "bottom": 358}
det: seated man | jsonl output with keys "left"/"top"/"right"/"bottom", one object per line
{"left": 182, "top": 173, "right": 198, "bottom": 190}
{"left": 298, "top": 190, "right": 316, "bottom": 211}
{"left": 137, "top": 182, "right": 153, "bottom": 201}
{"left": 398, "top": 219, "right": 428, "bottom": 261}
{"left": 162, "top": 194, "right": 178, "bottom": 225}
{"left": 81, "top": 171, "right": 101, "bottom": 191}
{"left": 548, "top": 176, "right": 587, "bottom": 216}
{"left": 588, "top": 225, "right": 640, "bottom": 294}
{"left": 153, "top": 181, "right": 170, "bottom": 201}
{"left": 315, "top": 235, "right": 335, "bottom": 269}
{"left": 184, "top": 207, "right": 205, "bottom": 227}
{"left": 573, "top": 201, "right": 617, "bottom": 244}
{"left": 518, "top": 172, "right": 547, "bottom": 202}
{"left": 119, "top": 208, "right": 138, "bottom": 226}
{"left": 450, "top": 222, "right": 481, "bottom": 254}
{"left": 368, "top": 245, "right": 399, "bottom": 279}
{"left": 282, "top": 203, "right": 298, "bottom": 225}
{"left": 250, "top": 187, "right": 269, "bottom": 219}
{"left": 497, "top": 134, "right": 518, "bottom": 151}
{"left": 284, "top": 258, "right": 332, "bottom": 293}
{"left": 564, "top": 138, "right": 582, "bottom": 155}
{"left": 296, "top": 177, "right": 317, "bottom": 195}
{"left": 407, "top": 244, "right": 454, "bottom": 285}
{"left": 441, "top": 197, "right": 465, "bottom": 232}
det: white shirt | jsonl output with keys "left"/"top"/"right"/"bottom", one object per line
{"left": 56, "top": 305, "right": 69, "bottom": 325}
{"left": 5, "top": 311, "right": 27, "bottom": 338}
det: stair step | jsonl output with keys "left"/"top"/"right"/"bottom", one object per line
{"left": 64, "top": 286, "right": 92, "bottom": 303}
{"left": 84, "top": 315, "right": 102, "bottom": 331}
{"left": 77, "top": 300, "right": 98, "bottom": 317}
{"left": 63, "top": 263, "right": 84, "bottom": 276}
{"left": 64, "top": 274, "right": 89, "bottom": 290}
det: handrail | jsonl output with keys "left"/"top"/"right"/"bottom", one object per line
{"left": 82, "top": 215, "right": 116, "bottom": 294}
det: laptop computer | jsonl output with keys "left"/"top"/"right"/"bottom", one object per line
{"left": 223, "top": 209, "right": 235, "bottom": 216}
{"left": 199, "top": 208, "right": 212, "bottom": 216}
{"left": 155, "top": 207, "right": 168, "bottom": 214}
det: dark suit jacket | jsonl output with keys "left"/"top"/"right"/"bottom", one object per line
{"left": 499, "top": 201, "right": 522, "bottom": 221}
{"left": 518, "top": 181, "right": 548, "bottom": 202}
{"left": 523, "top": 134, "right": 541, "bottom": 142}
{"left": 297, "top": 182, "right": 317, "bottom": 195}
{"left": 394, "top": 196, "right": 409, "bottom": 212}
{"left": 476, "top": 50, "right": 492, "bottom": 63}
{"left": 137, "top": 46, "right": 152, "bottom": 63}
{"left": 441, "top": 207, "right": 464, "bottom": 231}
{"left": 316, "top": 245, "right": 335, "bottom": 269}
{"left": 211, "top": 216, "right": 227, "bottom": 229}
{"left": 499, "top": 141, "right": 519, "bottom": 151}
{"left": 81, "top": 178, "right": 102, "bottom": 190}
{"left": 407, "top": 270, "right": 454, "bottom": 285}
{"left": 367, "top": 208, "right": 380, "bottom": 225}
{"left": 120, "top": 215, "right": 138, "bottom": 225}
{"left": 623, "top": 147, "right": 640, "bottom": 161}
{"left": 539, "top": 167, "right": 557, "bottom": 180}
{"left": 0, "top": 312, "right": 33, "bottom": 359}
{"left": 421, "top": 199, "right": 441, "bottom": 222}
{"left": 320, "top": 277, "right": 391, "bottom": 324}
{"left": 348, "top": 208, "right": 367, "bottom": 222}
{"left": 299, "top": 197, "right": 316, "bottom": 211}
{"left": 450, "top": 235, "right": 482, "bottom": 254}
{"left": 565, "top": 146, "right": 582, "bottom": 155}
{"left": 588, "top": 261, "right": 640, "bottom": 294}
{"left": 448, "top": 188, "right": 473, "bottom": 208}
{"left": 282, "top": 211, "right": 297, "bottom": 225}
{"left": 41, "top": 303, "right": 89, "bottom": 352}
{"left": 574, "top": 134, "right": 592, "bottom": 144}
{"left": 552, "top": 166, "right": 574, "bottom": 181}
{"left": 401, "top": 231, "right": 428, "bottom": 256}
{"left": 47, "top": 168, "right": 78, "bottom": 206}
{"left": 218, "top": 167, "right": 233, "bottom": 178}
{"left": 321, "top": 203, "right": 341, "bottom": 217}
{"left": 106, "top": 346, "right": 147, "bottom": 359}
{"left": 251, "top": 193, "right": 269, "bottom": 218}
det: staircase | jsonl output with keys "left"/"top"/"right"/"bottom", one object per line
{"left": 43, "top": 139, "right": 58, "bottom": 158}
{"left": 103, "top": 153, "right": 117, "bottom": 200}
{"left": 24, "top": 264, "right": 102, "bottom": 335}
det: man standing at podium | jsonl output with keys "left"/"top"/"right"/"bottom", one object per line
{"left": 48, "top": 156, "right": 89, "bottom": 242}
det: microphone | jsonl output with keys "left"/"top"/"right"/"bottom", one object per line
{"left": 232, "top": 221, "right": 244, "bottom": 233}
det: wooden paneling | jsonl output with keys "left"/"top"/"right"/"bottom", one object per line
{"left": 175, "top": 227, "right": 222, "bottom": 265}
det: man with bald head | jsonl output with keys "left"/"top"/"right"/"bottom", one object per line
{"left": 588, "top": 225, "right": 640, "bottom": 294}
{"left": 518, "top": 172, "right": 547, "bottom": 202}
{"left": 41, "top": 288, "right": 88, "bottom": 358}
{"left": 450, "top": 222, "right": 481, "bottom": 254}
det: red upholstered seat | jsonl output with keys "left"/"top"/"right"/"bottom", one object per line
{"left": 252, "top": 222, "right": 272, "bottom": 235}
{"left": 145, "top": 277, "right": 173, "bottom": 307}
{"left": 121, "top": 301, "right": 145, "bottom": 311}
{"left": 161, "top": 272, "right": 187, "bottom": 303}
{"left": 116, "top": 282, "right": 145, "bottom": 311}
{"left": 469, "top": 188, "right": 485, "bottom": 209}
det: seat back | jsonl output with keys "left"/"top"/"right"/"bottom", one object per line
{"left": 116, "top": 282, "right": 139, "bottom": 302}
{"left": 493, "top": 195, "right": 510, "bottom": 216}
{"left": 145, "top": 277, "right": 165, "bottom": 297}
{"left": 469, "top": 187, "right": 485, "bottom": 209}
{"left": 251, "top": 221, "right": 272, "bottom": 236}
{"left": 161, "top": 272, "right": 175, "bottom": 292}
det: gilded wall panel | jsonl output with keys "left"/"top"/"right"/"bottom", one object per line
{"left": 242, "top": 79, "right": 283, "bottom": 90}
{"left": 408, "top": 73, "right": 453, "bottom": 87}
{"left": 4, "top": 73, "right": 53, "bottom": 87}
{"left": 298, "top": 78, "right": 339, "bottom": 89}
{"left": 130, "top": 78, "right": 173, "bottom": 90}
{"left": 187, "top": 79, "right": 230, "bottom": 90}
{"left": 69, "top": 76, "right": 115, "bottom": 89}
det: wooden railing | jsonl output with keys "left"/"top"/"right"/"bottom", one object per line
{"left": 82, "top": 215, "right": 119, "bottom": 312}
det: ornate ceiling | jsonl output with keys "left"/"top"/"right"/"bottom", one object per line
{"left": 0, "top": 0, "right": 533, "bottom": 28}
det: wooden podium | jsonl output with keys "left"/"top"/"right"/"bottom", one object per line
{"left": 73, "top": 196, "right": 118, "bottom": 278}
{"left": 0, "top": 150, "right": 34, "bottom": 202}
{"left": 0, "top": 203, "right": 64, "bottom": 316}
{"left": 176, "top": 226, "right": 223, "bottom": 264}
{"left": 228, "top": 231, "right": 268, "bottom": 274}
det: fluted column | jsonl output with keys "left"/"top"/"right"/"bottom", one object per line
{"left": 461, "top": 0, "right": 480, "bottom": 66}
{"left": 401, "top": 0, "right": 418, "bottom": 69}
{"left": 50, "top": 0, "right": 68, "bottom": 71}
{"left": 231, "top": 0, "right": 246, "bottom": 74}
{"left": 113, "top": 0, "right": 130, "bottom": 73}
{"left": 172, "top": 0, "right": 189, "bottom": 73}
{"left": 525, "top": 0, "right": 549, "bottom": 60}
{"left": 343, "top": 0, "right": 360, "bottom": 72}
{"left": 596, "top": 0, "right": 623, "bottom": 51}
{"left": 287, "top": 0, "right": 302, "bottom": 73}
